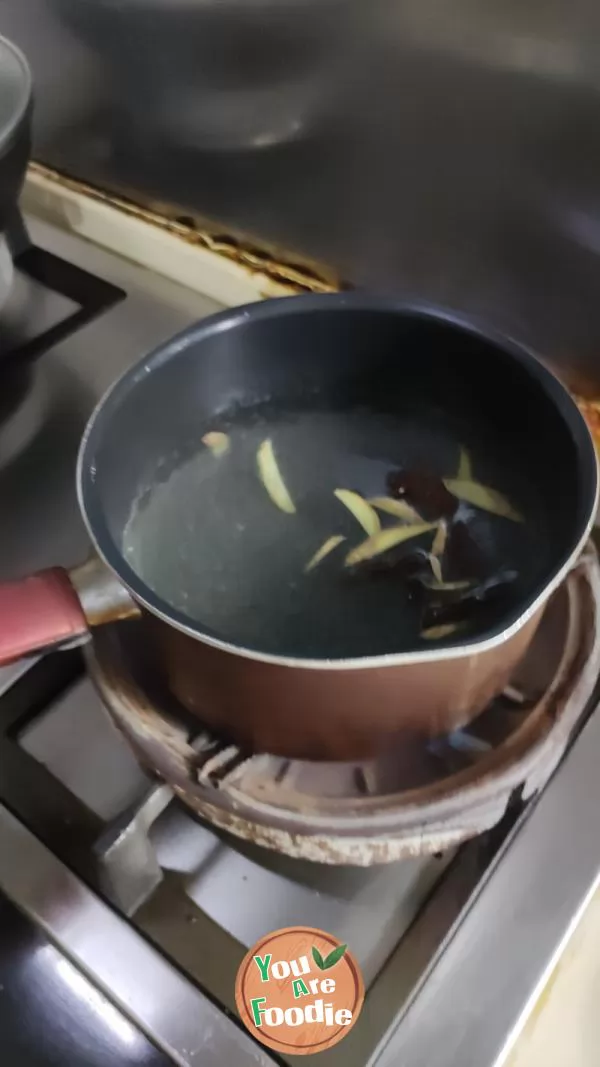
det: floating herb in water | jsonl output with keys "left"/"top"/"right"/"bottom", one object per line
{"left": 305, "top": 535, "right": 345, "bottom": 572}
{"left": 345, "top": 522, "right": 436, "bottom": 566}
{"left": 422, "top": 578, "right": 473, "bottom": 592}
{"left": 257, "top": 438, "right": 296, "bottom": 514}
{"left": 457, "top": 447, "right": 472, "bottom": 480}
{"left": 201, "top": 431, "right": 230, "bottom": 457}
{"left": 421, "top": 622, "right": 466, "bottom": 640}
{"left": 334, "top": 489, "right": 381, "bottom": 536}
{"left": 443, "top": 478, "right": 523, "bottom": 522}
{"left": 368, "top": 496, "right": 423, "bottom": 523}
{"left": 431, "top": 520, "right": 448, "bottom": 559}
{"left": 426, "top": 552, "right": 443, "bottom": 583}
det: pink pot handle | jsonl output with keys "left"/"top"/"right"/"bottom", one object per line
{"left": 0, "top": 568, "right": 88, "bottom": 666}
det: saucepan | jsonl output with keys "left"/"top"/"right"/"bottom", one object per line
{"left": 0, "top": 294, "right": 596, "bottom": 760}
{"left": 0, "top": 34, "right": 31, "bottom": 305}
{"left": 0, "top": 35, "right": 31, "bottom": 237}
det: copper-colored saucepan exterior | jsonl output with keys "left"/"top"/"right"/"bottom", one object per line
{"left": 0, "top": 295, "right": 596, "bottom": 761}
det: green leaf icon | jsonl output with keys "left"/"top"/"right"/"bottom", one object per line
{"left": 323, "top": 944, "right": 347, "bottom": 970}
{"left": 311, "top": 946, "right": 326, "bottom": 970}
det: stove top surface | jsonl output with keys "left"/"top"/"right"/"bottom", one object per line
{"left": 0, "top": 215, "right": 221, "bottom": 579}
{"left": 1, "top": 210, "right": 600, "bottom": 1067}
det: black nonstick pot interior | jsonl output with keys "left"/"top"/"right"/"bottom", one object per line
{"left": 78, "top": 294, "right": 597, "bottom": 660}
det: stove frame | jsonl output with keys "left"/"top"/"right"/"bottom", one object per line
{"left": 0, "top": 210, "right": 599, "bottom": 1067}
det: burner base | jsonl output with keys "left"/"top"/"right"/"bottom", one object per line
{"left": 86, "top": 548, "right": 600, "bottom": 864}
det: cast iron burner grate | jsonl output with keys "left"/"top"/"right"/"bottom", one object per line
{"left": 0, "top": 211, "right": 124, "bottom": 364}
{"left": 0, "top": 212, "right": 124, "bottom": 476}
{"left": 86, "top": 547, "right": 600, "bottom": 866}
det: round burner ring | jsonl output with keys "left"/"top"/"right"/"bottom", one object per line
{"left": 86, "top": 549, "right": 600, "bottom": 864}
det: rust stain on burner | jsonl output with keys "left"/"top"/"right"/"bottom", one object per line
{"left": 274, "top": 760, "right": 291, "bottom": 784}
{"left": 28, "top": 162, "right": 340, "bottom": 297}
{"left": 170, "top": 786, "right": 478, "bottom": 865}
{"left": 353, "top": 767, "right": 370, "bottom": 796}
{"left": 84, "top": 548, "right": 600, "bottom": 865}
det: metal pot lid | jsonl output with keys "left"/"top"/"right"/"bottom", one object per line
{"left": 0, "top": 35, "right": 31, "bottom": 154}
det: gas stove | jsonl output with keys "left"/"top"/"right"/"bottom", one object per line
{"left": 2, "top": 209, "right": 600, "bottom": 1067}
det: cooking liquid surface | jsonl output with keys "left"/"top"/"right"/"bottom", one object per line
{"left": 122, "top": 407, "right": 547, "bottom": 659}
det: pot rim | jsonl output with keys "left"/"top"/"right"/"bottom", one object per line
{"left": 76, "top": 293, "right": 599, "bottom": 670}
{"left": 0, "top": 35, "right": 32, "bottom": 155}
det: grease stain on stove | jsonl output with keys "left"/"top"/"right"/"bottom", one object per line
{"left": 24, "top": 162, "right": 341, "bottom": 302}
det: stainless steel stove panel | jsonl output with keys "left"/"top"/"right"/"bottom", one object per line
{"left": 20, "top": 679, "right": 150, "bottom": 821}
{"left": 0, "top": 217, "right": 458, "bottom": 1061}
{"left": 18, "top": 671, "right": 452, "bottom": 988}
{"left": 3, "top": 261, "right": 78, "bottom": 345}
{"left": 1, "top": 215, "right": 222, "bottom": 581}
{"left": 0, "top": 211, "right": 599, "bottom": 1067}
{"left": 0, "top": 804, "right": 275, "bottom": 1067}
